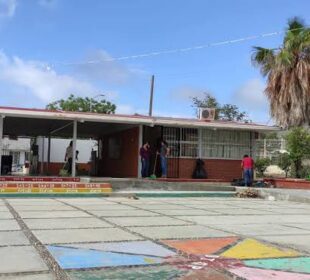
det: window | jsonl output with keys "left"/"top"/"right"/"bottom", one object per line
{"left": 180, "top": 128, "right": 198, "bottom": 157}
{"left": 201, "top": 129, "right": 252, "bottom": 159}
{"left": 162, "top": 127, "right": 253, "bottom": 159}
{"left": 163, "top": 127, "right": 198, "bottom": 158}
{"left": 25, "top": 152, "right": 30, "bottom": 161}
{"left": 162, "top": 127, "right": 180, "bottom": 157}
{"left": 9, "top": 151, "right": 20, "bottom": 165}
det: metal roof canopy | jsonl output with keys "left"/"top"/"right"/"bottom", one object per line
{"left": 3, "top": 116, "right": 136, "bottom": 138}
{"left": 0, "top": 107, "right": 278, "bottom": 139}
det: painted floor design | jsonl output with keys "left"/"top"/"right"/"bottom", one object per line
{"left": 220, "top": 238, "right": 300, "bottom": 259}
{"left": 3, "top": 197, "right": 310, "bottom": 279}
{"left": 46, "top": 237, "right": 310, "bottom": 279}
{"left": 48, "top": 245, "right": 164, "bottom": 269}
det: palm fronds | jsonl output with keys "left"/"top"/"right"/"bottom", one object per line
{"left": 252, "top": 17, "right": 310, "bottom": 128}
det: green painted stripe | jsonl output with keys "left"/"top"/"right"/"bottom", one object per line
{"left": 0, "top": 191, "right": 235, "bottom": 198}
{"left": 135, "top": 192, "right": 235, "bottom": 198}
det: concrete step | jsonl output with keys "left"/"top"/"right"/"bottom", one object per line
{"left": 86, "top": 178, "right": 235, "bottom": 192}
{"left": 111, "top": 191, "right": 236, "bottom": 198}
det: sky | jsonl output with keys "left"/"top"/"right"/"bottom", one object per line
{"left": 0, "top": 0, "right": 309, "bottom": 124}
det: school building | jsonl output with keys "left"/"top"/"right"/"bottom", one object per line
{"left": 0, "top": 106, "right": 277, "bottom": 181}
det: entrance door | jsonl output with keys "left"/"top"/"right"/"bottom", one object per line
{"left": 162, "top": 127, "right": 180, "bottom": 178}
{"left": 143, "top": 126, "right": 180, "bottom": 178}
{"left": 143, "top": 126, "right": 161, "bottom": 177}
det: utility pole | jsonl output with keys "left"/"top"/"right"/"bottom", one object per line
{"left": 148, "top": 75, "right": 155, "bottom": 117}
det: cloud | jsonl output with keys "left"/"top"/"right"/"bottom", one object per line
{"left": 0, "top": 51, "right": 117, "bottom": 103}
{"left": 116, "top": 103, "right": 190, "bottom": 118}
{"left": 234, "top": 79, "right": 267, "bottom": 109}
{"left": 170, "top": 86, "right": 206, "bottom": 102}
{"left": 116, "top": 104, "right": 136, "bottom": 115}
{"left": 233, "top": 78, "right": 270, "bottom": 123}
{"left": 0, "top": 0, "right": 17, "bottom": 18}
{"left": 75, "top": 50, "right": 146, "bottom": 85}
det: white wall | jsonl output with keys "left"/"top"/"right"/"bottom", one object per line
{"left": 2, "top": 138, "right": 30, "bottom": 151}
{"left": 2, "top": 138, "right": 30, "bottom": 165}
{"left": 1, "top": 137, "right": 97, "bottom": 165}
{"left": 38, "top": 138, "right": 97, "bottom": 163}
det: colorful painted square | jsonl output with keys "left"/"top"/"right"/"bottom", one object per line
{"left": 47, "top": 245, "right": 163, "bottom": 269}
{"left": 245, "top": 257, "right": 310, "bottom": 274}
{"left": 230, "top": 267, "right": 310, "bottom": 280}
{"left": 162, "top": 237, "right": 239, "bottom": 255}
{"left": 221, "top": 238, "right": 300, "bottom": 260}
{"left": 68, "top": 265, "right": 187, "bottom": 280}
{"left": 57, "top": 240, "right": 176, "bottom": 258}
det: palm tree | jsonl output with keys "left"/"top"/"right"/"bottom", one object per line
{"left": 252, "top": 18, "right": 310, "bottom": 128}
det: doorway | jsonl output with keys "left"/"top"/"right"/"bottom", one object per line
{"left": 143, "top": 126, "right": 180, "bottom": 178}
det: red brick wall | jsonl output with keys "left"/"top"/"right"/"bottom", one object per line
{"left": 265, "top": 178, "right": 310, "bottom": 189}
{"left": 99, "top": 127, "right": 139, "bottom": 178}
{"left": 40, "top": 156, "right": 240, "bottom": 180}
{"left": 178, "top": 158, "right": 242, "bottom": 181}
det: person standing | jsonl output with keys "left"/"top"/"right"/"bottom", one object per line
{"left": 159, "top": 140, "right": 169, "bottom": 178}
{"left": 140, "top": 142, "right": 150, "bottom": 178}
{"left": 65, "top": 141, "right": 73, "bottom": 174}
{"left": 241, "top": 154, "right": 254, "bottom": 186}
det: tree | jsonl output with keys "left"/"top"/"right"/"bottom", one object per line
{"left": 285, "top": 127, "right": 310, "bottom": 178}
{"left": 219, "top": 104, "right": 248, "bottom": 122}
{"left": 252, "top": 17, "right": 310, "bottom": 128}
{"left": 46, "top": 94, "right": 116, "bottom": 114}
{"left": 192, "top": 92, "right": 250, "bottom": 122}
{"left": 192, "top": 92, "right": 220, "bottom": 119}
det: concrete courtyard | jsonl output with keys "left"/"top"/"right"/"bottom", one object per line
{"left": 0, "top": 196, "right": 310, "bottom": 279}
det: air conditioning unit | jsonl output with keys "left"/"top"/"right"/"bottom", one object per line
{"left": 199, "top": 108, "right": 216, "bottom": 121}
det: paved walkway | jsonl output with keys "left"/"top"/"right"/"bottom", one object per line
{"left": 1, "top": 197, "right": 310, "bottom": 279}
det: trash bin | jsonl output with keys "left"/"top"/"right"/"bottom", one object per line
{"left": 1, "top": 155, "right": 13, "bottom": 175}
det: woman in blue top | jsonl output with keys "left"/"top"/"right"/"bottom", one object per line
{"left": 158, "top": 140, "right": 169, "bottom": 178}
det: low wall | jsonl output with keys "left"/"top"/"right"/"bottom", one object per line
{"left": 178, "top": 158, "right": 241, "bottom": 181}
{"left": 40, "top": 157, "right": 241, "bottom": 181}
{"left": 265, "top": 178, "right": 310, "bottom": 190}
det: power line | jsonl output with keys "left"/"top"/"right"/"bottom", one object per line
{"left": 53, "top": 26, "right": 308, "bottom": 66}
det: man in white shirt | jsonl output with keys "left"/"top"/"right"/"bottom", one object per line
{"left": 65, "top": 141, "right": 73, "bottom": 174}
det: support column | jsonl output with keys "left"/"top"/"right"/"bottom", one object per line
{"left": 72, "top": 120, "right": 77, "bottom": 177}
{"left": 198, "top": 128, "right": 202, "bottom": 158}
{"left": 137, "top": 125, "right": 143, "bottom": 178}
{"left": 40, "top": 137, "right": 45, "bottom": 175}
{"left": 47, "top": 135, "right": 51, "bottom": 175}
{"left": 0, "top": 116, "right": 3, "bottom": 175}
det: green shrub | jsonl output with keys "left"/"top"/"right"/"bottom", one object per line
{"left": 277, "top": 153, "right": 292, "bottom": 177}
{"left": 255, "top": 158, "right": 271, "bottom": 177}
{"left": 300, "top": 165, "right": 310, "bottom": 180}
{"left": 286, "top": 127, "right": 310, "bottom": 178}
